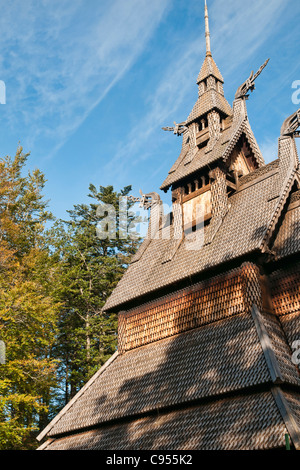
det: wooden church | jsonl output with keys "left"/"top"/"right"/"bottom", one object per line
{"left": 37, "top": 2, "right": 300, "bottom": 450}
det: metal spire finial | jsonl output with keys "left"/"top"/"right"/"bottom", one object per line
{"left": 204, "top": 0, "right": 212, "bottom": 57}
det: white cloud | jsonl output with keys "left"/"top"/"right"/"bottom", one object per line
{"left": 210, "top": 0, "right": 285, "bottom": 67}
{"left": 104, "top": 0, "right": 288, "bottom": 184}
{"left": 0, "top": 0, "right": 171, "bottom": 157}
{"left": 0, "top": 0, "right": 296, "bottom": 176}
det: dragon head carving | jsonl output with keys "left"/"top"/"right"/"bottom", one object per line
{"left": 234, "top": 58, "right": 270, "bottom": 100}
{"left": 281, "top": 109, "right": 300, "bottom": 137}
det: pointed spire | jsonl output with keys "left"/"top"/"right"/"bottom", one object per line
{"left": 187, "top": 0, "right": 232, "bottom": 124}
{"left": 196, "top": 0, "right": 224, "bottom": 86}
{"left": 204, "top": 0, "right": 212, "bottom": 57}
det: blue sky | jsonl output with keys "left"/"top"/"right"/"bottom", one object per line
{"left": 0, "top": 0, "right": 299, "bottom": 220}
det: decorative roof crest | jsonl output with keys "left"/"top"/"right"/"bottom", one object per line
{"left": 281, "top": 108, "right": 300, "bottom": 138}
{"left": 128, "top": 190, "right": 161, "bottom": 210}
{"left": 234, "top": 58, "right": 270, "bottom": 100}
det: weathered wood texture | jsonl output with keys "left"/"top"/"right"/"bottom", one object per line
{"left": 118, "top": 262, "right": 262, "bottom": 354}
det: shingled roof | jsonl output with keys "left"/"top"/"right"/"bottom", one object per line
{"left": 196, "top": 54, "right": 224, "bottom": 84}
{"left": 272, "top": 189, "right": 300, "bottom": 259}
{"left": 160, "top": 115, "right": 264, "bottom": 191}
{"left": 39, "top": 391, "right": 300, "bottom": 450}
{"left": 38, "top": 304, "right": 300, "bottom": 450}
{"left": 104, "top": 148, "right": 297, "bottom": 312}
{"left": 185, "top": 88, "right": 232, "bottom": 125}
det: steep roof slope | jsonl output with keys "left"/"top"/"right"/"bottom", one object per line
{"left": 104, "top": 154, "right": 296, "bottom": 312}
{"left": 37, "top": 305, "right": 300, "bottom": 450}
{"left": 39, "top": 391, "right": 299, "bottom": 451}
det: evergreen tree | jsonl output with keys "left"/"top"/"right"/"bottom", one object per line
{"left": 0, "top": 149, "right": 141, "bottom": 448}
{"left": 50, "top": 184, "right": 140, "bottom": 407}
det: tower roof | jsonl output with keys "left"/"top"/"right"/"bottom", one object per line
{"left": 160, "top": 0, "right": 233, "bottom": 189}
{"left": 197, "top": 55, "right": 224, "bottom": 84}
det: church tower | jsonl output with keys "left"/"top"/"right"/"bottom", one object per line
{"left": 161, "top": 0, "right": 265, "bottom": 253}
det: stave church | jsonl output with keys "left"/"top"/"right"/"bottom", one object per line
{"left": 37, "top": 1, "right": 300, "bottom": 450}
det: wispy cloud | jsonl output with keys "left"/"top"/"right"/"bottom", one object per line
{"left": 104, "top": 0, "right": 288, "bottom": 186}
{"left": 211, "top": 0, "right": 286, "bottom": 73}
{"left": 0, "top": 0, "right": 171, "bottom": 158}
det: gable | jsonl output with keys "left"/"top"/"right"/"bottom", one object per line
{"left": 271, "top": 188, "right": 300, "bottom": 259}
{"left": 104, "top": 167, "right": 282, "bottom": 312}
{"left": 228, "top": 134, "right": 259, "bottom": 179}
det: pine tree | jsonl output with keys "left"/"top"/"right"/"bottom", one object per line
{"left": 0, "top": 149, "right": 141, "bottom": 448}
{"left": 50, "top": 184, "right": 140, "bottom": 406}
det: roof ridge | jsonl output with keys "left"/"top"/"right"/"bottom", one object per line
{"left": 271, "top": 386, "right": 300, "bottom": 450}
{"left": 261, "top": 169, "right": 297, "bottom": 253}
{"left": 290, "top": 188, "right": 300, "bottom": 204}
{"left": 221, "top": 119, "right": 265, "bottom": 174}
{"left": 251, "top": 305, "right": 300, "bottom": 386}
{"left": 251, "top": 305, "right": 284, "bottom": 384}
{"left": 38, "top": 312, "right": 278, "bottom": 439}
{"left": 40, "top": 389, "right": 296, "bottom": 450}
{"left": 36, "top": 350, "right": 119, "bottom": 442}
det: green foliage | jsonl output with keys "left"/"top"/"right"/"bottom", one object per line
{"left": 0, "top": 147, "right": 59, "bottom": 450}
{"left": 0, "top": 147, "right": 140, "bottom": 449}
{"left": 50, "top": 184, "right": 140, "bottom": 405}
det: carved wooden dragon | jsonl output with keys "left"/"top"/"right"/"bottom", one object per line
{"left": 235, "top": 58, "right": 270, "bottom": 100}
{"left": 281, "top": 108, "right": 300, "bottom": 137}
{"left": 162, "top": 121, "right": 187, "bottom": 136}
{"left": 128, "top": 190, "right": 161, "bottom": 209}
